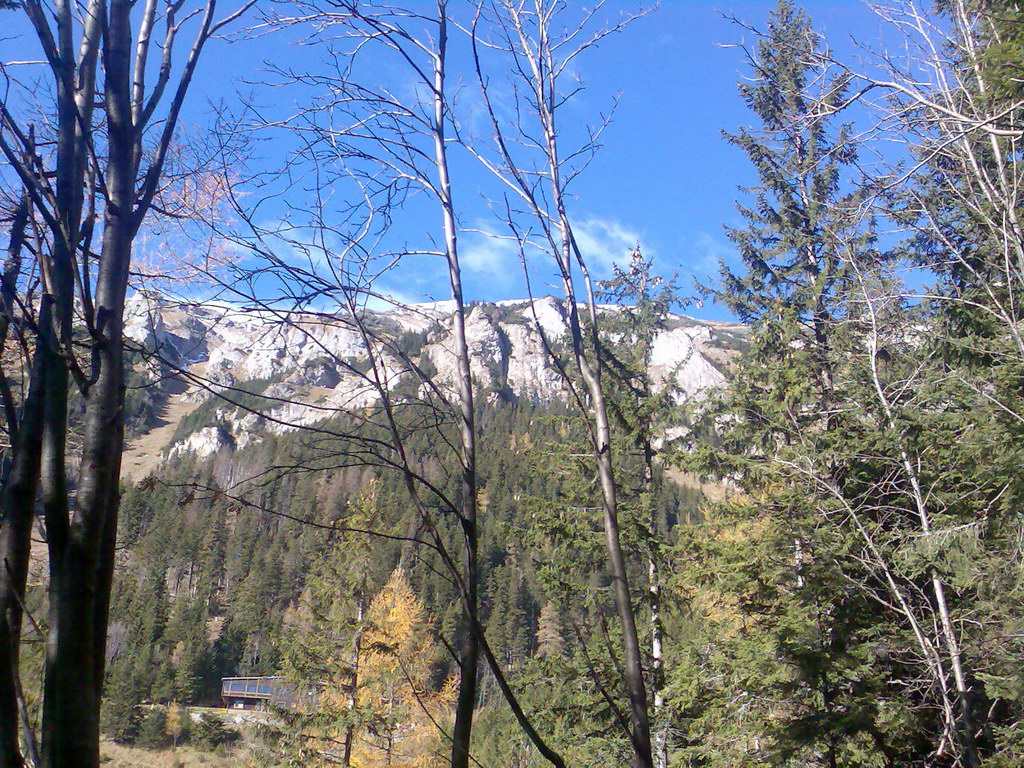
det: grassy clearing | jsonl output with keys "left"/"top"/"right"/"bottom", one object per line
{"left": 100, "top": 739, "right": 250, "bottom": 768}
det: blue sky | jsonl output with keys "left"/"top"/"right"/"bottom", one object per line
{"left": 220, "top": 1, "right": 888, "bottom": 321}
{"left": 3, "top": 1, "right": 889, "bottom": 321}
{"left": 544, "top": 1, "right": 888, "bottom": 316}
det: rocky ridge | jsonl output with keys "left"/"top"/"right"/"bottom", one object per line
{"left": 122, "top": 293, "right": 746, "bottom": 472}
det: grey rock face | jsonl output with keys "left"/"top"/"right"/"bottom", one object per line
{"left": 123, "top": 293, "right": 745, "bottom": 459}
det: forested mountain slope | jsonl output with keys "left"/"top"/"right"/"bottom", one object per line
{"left": 82, "top": 292, "right": 738, "bottom": 764}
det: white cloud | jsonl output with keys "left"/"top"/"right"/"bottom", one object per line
{"left": 571, "top": 216, "right": 643, "bottom": 275}
{"left": 685, "top": 232, "right": 737, "bottom": 276}
{"left": 460, "top": 225, "right": 522, "bottom": 276}
{"left": 459, "top": 215, "right": 646, "bottom": 282}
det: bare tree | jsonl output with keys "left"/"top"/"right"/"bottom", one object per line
{"left": 192, "top": 2, "right": 569, "bottom": 764}
{"left": 465, "top": 3, "right": 654, "bottom": 766}
{"left": 0, "top": 0, "right": 252, "bottom": 764}
{"left": 246, "top": 2, "right": 482, "bottom": 761}
{"left": 855, "top": 0, "right": 1023, "bottom": 358}
{"left": 847, "top": 4, "right": 1024, "bottom": 762}
{"left": 0, "top": 185, "right": 43, "bottom": 768}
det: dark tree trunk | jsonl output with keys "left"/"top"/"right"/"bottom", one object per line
{"left": 41, "top": 226, "right": 130, "bottom": 768}
{"left": 0, "top": 366, "right": 44, "bottom": 768}
{"left": 41, "top": 11, "right": 133, "bottom": 755}
{"left": 37, "top": 227, "right": 77, "bottom": 768}
{"left": 0, "top": 193, "right": 38, "bottom": 768}
{"left": 4, "top": 0, "right": 236, "bottom": 763}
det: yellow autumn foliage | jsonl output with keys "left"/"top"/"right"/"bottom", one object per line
{"left": 350, "top": 568, "right": 453, "bottom": 768}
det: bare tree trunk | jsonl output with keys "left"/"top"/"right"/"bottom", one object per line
{"left": 432, "top": 10, "right": 479, "bottom": 765}
{"left": 593, "top": 434, "right": 653, "bottom": 768}
{"left": 40, "top": 5, "right": 134, "bottom": 759}
{"left": 467, "top": 5, "right": 653, "bottom": 760}
{"left": 43, "top": 362, "right": 126, "bottom": 768}
{"left": 0, "top": 194, "right": 38, "bottom": 768}
{"left": 648, "top": 546, "right": 666, "bottom": 768}
{"left": 1, "top": 0, "right": 247, "bottom": 762}
{"left": 550, "top": 229, "right": 653, "bottom": 768}
{"left": 0, "top": 191, "right": 30, "bottom": 435}
{"left": 637, "top": 405, "right": 666, "bottom": 768}
{"left": 0, "top": 367, "right": 43, "bottom": 768}
{"left": 37, "top": 207, "right": 79, "bottom": 768}
{"left": 11, "top": 2, "right": 99, "bottom": 764}
{"left": 41, "top": 243, "right": 129, "bottom": 768}
{"left": 37, "top": 323, "right": 77, "bottom": 768}
{"left": 865, "top": 332, "right": 979, "bottom": 766}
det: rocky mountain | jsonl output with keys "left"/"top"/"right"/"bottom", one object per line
{"left": 121, "top": 292, "right": 746, "bottom": 477}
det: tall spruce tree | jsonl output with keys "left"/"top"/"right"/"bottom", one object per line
{"left": 676, "top": 3, "right": 901, "bottom": 765}
{"left": 715, "top": 0, "right": 865, "bottom": 388}
{"left": 674, "top": 2, "right": 1024, "bottom": 765}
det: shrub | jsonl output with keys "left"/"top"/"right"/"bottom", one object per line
{"left": 135, "top": 708, "right": 171, "bottom": 749}
{"left": 191, "top": 712, "right": 241, "bottom": 752}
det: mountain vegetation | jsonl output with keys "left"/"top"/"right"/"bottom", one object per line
{"left": 1, "top": 1, "right": 1023, "bottom": 767}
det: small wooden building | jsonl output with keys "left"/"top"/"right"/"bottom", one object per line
{"left": 221, "top": 676, "right": 301, "bottom": 710}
